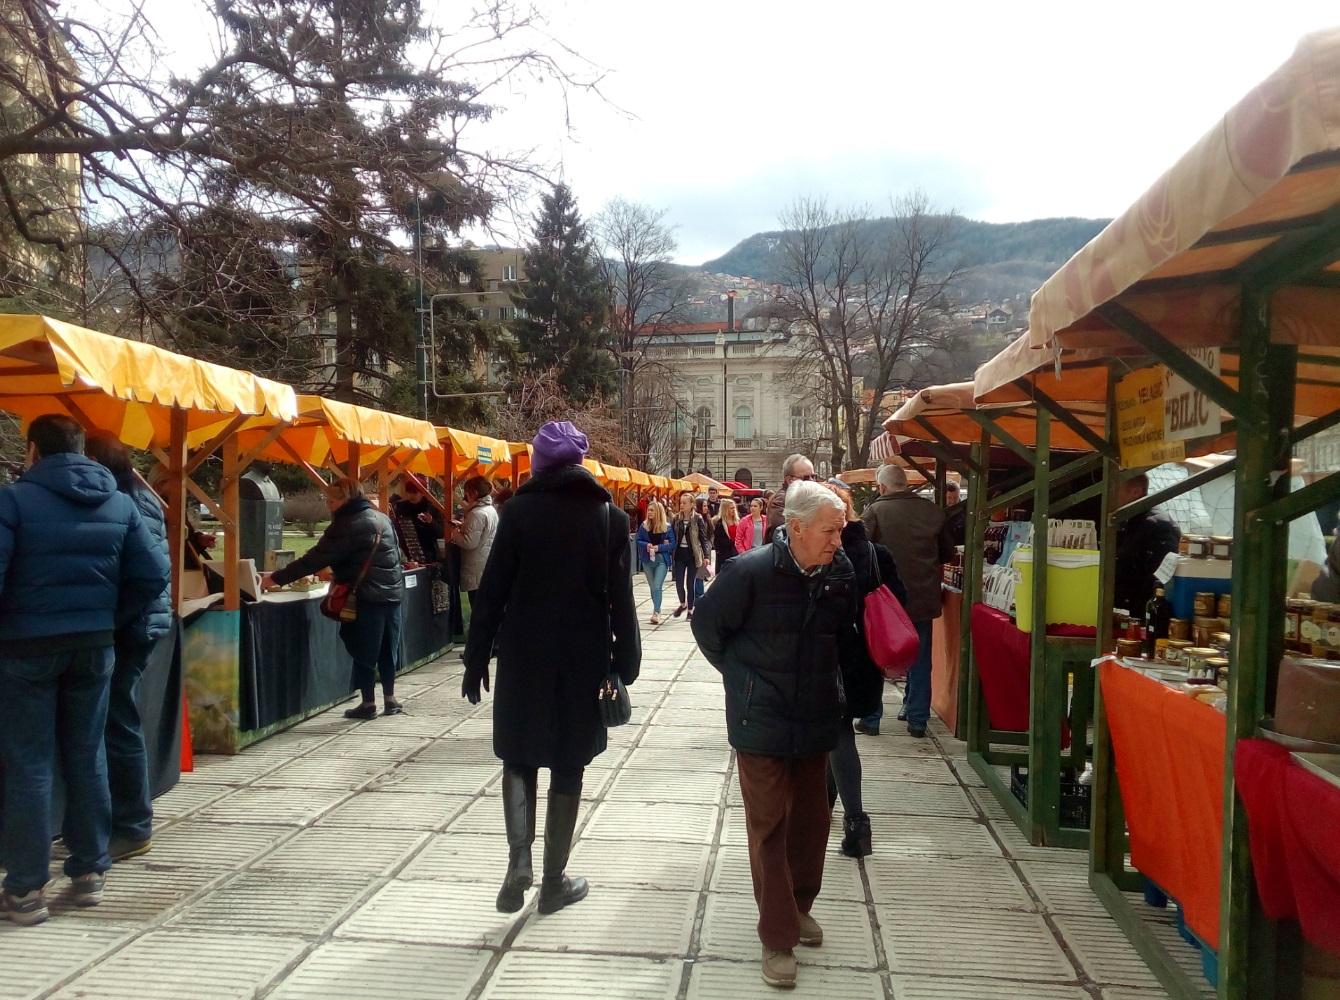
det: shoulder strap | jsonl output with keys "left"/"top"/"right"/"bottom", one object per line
{"left": 354, "top": 519, "right": 384, "bottom": 590}
{"left": 601, "top": 502, "right": 611, "bottom": 601}
{"left": 868, "top": 540, "right": 882, "bottom": 588}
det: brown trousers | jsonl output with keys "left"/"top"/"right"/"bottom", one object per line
{"left": 735, "top": 751, "right": 831, "bottom": 950}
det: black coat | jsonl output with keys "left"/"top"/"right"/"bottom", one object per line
{"left": 692, "top": 539, "right": 857, "bottom": 758}
{"left": 464, "top": 465, "right": 641, "bottom": 770}
{"left": 272, "top": 497, "right": 404, "bottom": 602}
{"left": 838, "top": 520, "right": 908, "bottom": 721}
{"left": 712, "top": 518, "right": 738, "bottom": 565}
{"left": 1114, "top": 509, "right": 1181, "bottom": 617}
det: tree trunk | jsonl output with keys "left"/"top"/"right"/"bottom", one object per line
{"left": 333, "top": 251, "right": 356, "bottom": 402}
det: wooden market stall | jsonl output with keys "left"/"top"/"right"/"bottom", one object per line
{"left": 0, "top": 313, "right": 300, "bottom": 789}
{"left": 966, "top": 28, "right": 1340, "bottom": 999}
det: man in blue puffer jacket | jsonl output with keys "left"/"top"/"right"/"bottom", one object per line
{"left": 0, "top": 415, "right": 170, "bottom": 927}
{"left": 85, "top": 431, "right": 173, "bottom": 863}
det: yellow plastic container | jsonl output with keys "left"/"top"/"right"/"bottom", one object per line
{"left": 1012, "top": 547, "right": 1101, "bottom": 631}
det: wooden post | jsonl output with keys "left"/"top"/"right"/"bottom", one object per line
{"left": 164, "top": 409, "right": 189, "bottom": 610}
{"left": 221, "top": 433, "right": 242, "bottom": 612}
{"left": 373, "top": 454, "right": 391, "bottom": 512}
{"left": 1026, "top": 406, "right": 1058, "bottom": 843}
{"left": 956, "top": 438, "right": 987, "bottom": 741}
{"left": 965, "top": 428, "right": 993, "bottom": 757}
{"left": 347, "top": 443, "right": 362, "bottom": 488}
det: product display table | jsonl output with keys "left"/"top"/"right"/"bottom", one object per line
{"left": 1235, "top": 739, "right": 1340, "bottom": 956}
{"left": 1099, "top": 657, "right": 1226, "bottom": 945}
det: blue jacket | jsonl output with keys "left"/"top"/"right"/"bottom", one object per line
{"left": 634, "top": 522, "right": 676, "bottom": 571}
{"left": 120, "top": 475, "right": 173, "bottom": 645}
{"left": 0, "top": 454, "right": 171, "bottom": 647}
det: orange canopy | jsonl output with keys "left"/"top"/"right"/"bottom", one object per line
{"left": 885, "top": 381, "right": 1102, "bottom": 452}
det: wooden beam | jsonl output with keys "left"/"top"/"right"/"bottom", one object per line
{"left": 1019, "top": 381, "right": 1118, "bottom": 460}
{"left": 221, "top": 434, "right": 241, "bottom": 612}
{"left": 1253, "top": 467, "right": 1340, "bottom": 526}
{"left": 185, "top": 476, "right": 229, "bottom": 528}
{"left": 1097, "top": 302, "right": 1247, "bottom": 422}
{"left": 276, "top": 438, "right": 332, "bottom": 491}
{"left": 228, "top": 423, "right": 290, "bottom": 481}
{"left": 184, "top": 414, "right": 249, "bottom": 478}
{"left": 914, "top": 417, "right": 982, "bottom": 476}
{"left": 1288, "top": 406, "right": 1340, "bottom": 446}
{"left": 964, "top": 410, "right": 1035, "bottom": 465}
{"left": 164, "top": 410, "right": 189, "bottom": 611}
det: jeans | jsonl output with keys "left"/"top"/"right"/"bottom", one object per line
{"left": 107, "top": 638, "right": 153, "bottom": 842}
{"left": 0, "top": 646, "right": 115, "bottom": 895}
{"left": 642, "top": 559, "right": 668, "bottom": 613}
{"left": 862, "top": 619, "right": 935, "bottom": 729}
{"left": 339, "top": 600, "right": 403, "bottom": 702}
{"left": 672, "top": 550, "right": 697, "bottom": 610}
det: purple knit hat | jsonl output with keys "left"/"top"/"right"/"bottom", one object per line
{"left": 531, "top": 420, "right": 589, "bottom": 475}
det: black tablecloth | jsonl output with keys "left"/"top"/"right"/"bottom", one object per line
{"left": 239, "top": 567, "right": 454, "bottom": 732}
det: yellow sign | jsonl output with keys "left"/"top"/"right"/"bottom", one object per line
{"left": 1116, "top": 366, "right": 1185, "bottom": 469}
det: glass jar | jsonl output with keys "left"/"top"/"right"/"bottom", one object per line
{"left": 1116, "top": 638, "right": 1142, "bottom": 659}
{"left": 1291, "top": 598, "right": 1318, "bottom": 652}
{"left": 1186, "top": 536, "right": 1211, "bottom": 559}
{"left": 1309, "top": 603, "right": 1334, "bottom": 657}
{"left": 1169, "top": 618, "right": 1190, "bottom": 641}
{"left": 1194, "top": 592, "right": 1217, "bottom": 617}
{"left": 1216, "top": 593, "right": 1232, "bottom": 619}
{"left": 1165, "top": 639, "right": 1193, "bottom": 666}
{"left": 1210, "top": 536, "right": 1233, "bottom": 560}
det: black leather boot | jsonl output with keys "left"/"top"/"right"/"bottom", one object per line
{"left": 537, "top": 787, "right": 588, "bottom": 915}
{"left": 840, "top": 812, "right": 873, "bottom": 858}
{"left": 496, "top": 767, "right": 537, "bottom": 913}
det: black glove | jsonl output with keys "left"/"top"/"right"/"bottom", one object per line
{"left": 462, "top": 662, "right": 490, "bottom": 704}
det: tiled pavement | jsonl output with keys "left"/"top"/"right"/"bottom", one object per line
{"left": 1, "top": 578, "right": 1190, "bottom": 999}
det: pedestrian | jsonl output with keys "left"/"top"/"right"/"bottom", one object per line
{"left": 448, "top": 475, "right": 500, "bottom": 612}
{"left": 706, "top": 485, "right": 721, "bottom": 517}
{"left": 692, "top": 481, "right": 855, "bottom": 989}
{"left": 765, "top": 453, "right": 816, "bottom": 534}
{"left": 734, "top": 496, "right": 768, "bottom": 553}
{"left": 390, "top": 476, "right": 444, "bottom": 564}
{"left": 671, "top": 491, "right": 710, "bottom": 620}
{"left": 635, "top": 499, "right": 676, "bottom": 624}
{"left": 261, "top": 479, "right": 405, "bottom": 720}
{"left": 83, "top": 432, "right": 173, "bottom": 863}
{"left": 462, "top": 421, "right": 640, "bottom": 916}
{"left": 942, "top": 480, "right": 966, "bottom": 546}
{"left": 824, "top": 483, "right": 907, "bottom": 858}
{"left": 1114, "top": 472, "right": 1181, "bottom": 617}
{"left": 860, "top": 464, "right": 955, "bottom": 737}
{"left": 0, "top": 414, "right": 171, "bottom": 925}
{"left": 712, "top": 498, "right": 740, "bottom": 570}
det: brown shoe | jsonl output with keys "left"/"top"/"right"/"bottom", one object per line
{"left": 798, "top": 912, "right": 823, "bottom": 946}
{"left": 761, "top": 947, "right": 797, "bottom": 989}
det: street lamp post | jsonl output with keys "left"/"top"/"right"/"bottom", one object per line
{"left": 718, "top": 289, "right": 736, "bottom": 481}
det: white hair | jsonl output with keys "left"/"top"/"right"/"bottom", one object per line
{"left": 782, "top": 453, "right": 811, "bottom": 478}
{"left": 876, "top": 463, "right": 907, "bottom": 492}
{"left": 784, "top": 479, "right": 843, "bottom": 525}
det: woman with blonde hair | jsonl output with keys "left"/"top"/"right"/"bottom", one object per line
{"left": 635, "top": 500, "right": 676, "bottom": 624}
{"left": 711, "top": 498, "right": 740, "bottom": 571}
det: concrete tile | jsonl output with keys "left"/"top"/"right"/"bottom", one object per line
{"left": 687, "top": 960, "right": 884, "bottom": 999}
{"left": 1054, "top": 913, "right": 1170, "bottom": 990}
{"left": 512, "top": 887, "right": 697, "bottom": 956}
{"left": 148, "top": 780, "right": 237, "bottom": 822}
{"left": 1019, "top": 860, "right": 1112, "bottom": 916}
{"left": 604, "top": 768, "right": 727, "bottom": 804}
{"left": 888, "top": 977, "right": 1090, "bottom": 999}
{"left": 171, "top": 872, "right": 371, "bottom": 937}
{"left": 0, "top": 920, "right": 136, "bottom": 1000}
{"left": 878, "top": 905, "right": 1076, "bottom": 982}
{"left": 569, "top": 838, "right": 711, "bottom": 892}
{"left": 400, "top": 833, "right": 510, "bottom": 883}
{"left": 50, "top": 930, "right": 308, "bottom": 1000}
{"left": 699, "top": 894, "right": 877, "bottom": 967}
{"left": 622, "top": 747, "right": 732, "bottom": 772}
{"left": 447, "top": 796, "right": 593, "bottom": 839}
{"left": 254, "top": 826, "right": 429, "bottom": 876}
{"left": 481, "top": 952, "right": 681, "bottom": 1000}
{"left": 47, "top": 864, "right": 223, "bottom": 923}
{"left": 195, "top": 787, "right": 347, "bottom": 826}
{"left": 865, "top": 854, "right": 1033, "bottom": 912}
{"left": 584, "top": 800, "right": 719, "bottom": 844}
{"left": 317, "top": 790, "right": 472, "bottom": 830}
{"left": 253, "top": 755, "right": 396, "bottom": 791}
{"left": 990, "top": 819, "right": 1089, "bottom": 865}
{"left": 861, "top": 779, "right": 975, "bottom": 817}
{"left": 145, "top": 820, "right": 294, "bottom": 868}
{"left": 189, "top": 752, "right": 291, "bottom": 783}
{"left": 368, "top": 761, "right": 500, "bottom": 794}
{"left": 337, "top": 880, "right": 525, "bottom": 947}
{"left": 271, "top": 940, "right": 491, "bottom": 1000}
{"left": 871, "top": 814, "right": 1000, "bottom": 857}
{"left": 638, "top": 726, "right": 729, "bottom": 750}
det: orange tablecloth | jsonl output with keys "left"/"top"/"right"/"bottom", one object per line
{"left": 932, "top": 589, "right": 963, "bottom": 731}
{"left": 1100, "top": 658, "right": 1227, "bottom": 945}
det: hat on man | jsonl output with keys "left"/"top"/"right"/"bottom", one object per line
{"left": 531, "top": 420, "right": 589, "bottom": 475}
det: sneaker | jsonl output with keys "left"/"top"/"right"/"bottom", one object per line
{"left": 343, "top": 702, "right": 377, "bottom": 720}
{"left": 672, "top": 604, "right": 686, "bottom": 618}
{"left": 798, "top": 912, "right": 824, "bottom": 946}
{"left": 761, "top": 946, "right": 797, "bottom": 989}
{"left": 649, "top": 612, "right": 661, "bottom": 625}
{"left": 108, "top": 836, "right": 152, "bottom": 862}
{"left": 853, "top": 719, "right": 879, "bottom": 736}
{"left": 1, "top": 888, "right": 48, "bottom": 926}
{"left": 907, "top": 723, "right": 927, "bottom": 739}
{"left": 70, "top": 873, "right": 105, "bottom": 908}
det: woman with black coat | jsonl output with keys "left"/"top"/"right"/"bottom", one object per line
{"left": 711, "top": 498, "right": 740, "bottom": 570}
{"left": 462, "top": 421, "right": 641, "bottom": 917}
{"left": 263, "top": 480, "right": 406, "bottom": 720}
{"left": 828, "top": 485, "right": 908, "bottom": 857}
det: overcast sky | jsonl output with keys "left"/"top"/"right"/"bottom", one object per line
{"left": 139, "top": 0, "right": 1337, "bottom": 264}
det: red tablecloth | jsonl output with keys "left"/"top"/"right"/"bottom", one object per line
{"left": 970, "top": 604, "right": 1093, "bottom": 734}
{"left": 1235, "top": 739, "right": 1340, "bottom": 955}
{"left": 1100, "top": 659, "right": 1226, "bottom": 945}
{"left": 932, "top": 589, "right": 964, "bottom": 731}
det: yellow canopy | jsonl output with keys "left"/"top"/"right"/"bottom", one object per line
{"left": 435, "top": 427, "right": 512, "bottom": 477}
{"left": 582, "top": 458, "right": 606, "bottom": 479}
{"left": 627, "top": 469, "right": 652, "bottom": 488}
{"left": 236, "top": 394, "right": 438, "bottom": 472}
{"left": 0, "top": 314, "right": 297, "bottom": 449}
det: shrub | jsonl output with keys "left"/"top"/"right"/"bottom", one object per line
{"left": 284, "top": 491, "right": 327, "bottom": 536}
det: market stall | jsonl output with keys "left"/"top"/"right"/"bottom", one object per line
{"left": 0, "top": 313, "right": 301, "bottom": 794}
{"left": 965, "top": 28, "right": 1340, "bottom": 999}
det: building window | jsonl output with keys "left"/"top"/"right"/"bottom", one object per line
{"left": 320, "top": 341, "right": 336, "bottom": 367}
{"left": 503, "top": 264, "right": 517, "bottom": 281}
{"left": 457, "top": 271, "right": 471, "bottom": 286}
{"left": 735, "top": 405, "right": 753, "bottom": 441}
{"left": 790, "top": 405, "right": 807, "bottom": 440}
{"left": 695, "top": 405, "right": 712, "bottom": 440}
{"left": 497, "top": 306, "right": 512, "bottom": 322}
{"left": 475, "top": 306, "right": 489, "bottom": 320}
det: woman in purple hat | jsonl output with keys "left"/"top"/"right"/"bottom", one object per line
{"left": 462, "top": 420, "right": 641, "bottom": 916}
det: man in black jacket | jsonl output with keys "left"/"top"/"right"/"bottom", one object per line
{"left": 1114, "top": 472, "right": 1181, "bottom": 618}
{"left": 692, "top": 480, "right": 855, "bottom": 990}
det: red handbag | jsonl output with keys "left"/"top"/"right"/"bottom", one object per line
{"left": 863, "top": 542, "right": 920, "bottom": 679}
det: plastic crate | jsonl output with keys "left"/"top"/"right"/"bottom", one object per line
{"left": 1009, "top": 765, "right": 1093, "bottom": 829}
{"left": 1012, "top": 547, "right": 1101, "bottom": 631}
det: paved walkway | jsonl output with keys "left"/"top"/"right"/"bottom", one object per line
{"left": 3, "top": 578, "right": 1194, "bottom": 999}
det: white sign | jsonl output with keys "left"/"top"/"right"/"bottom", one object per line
{"left": 1164, "top": 348, "right": 1222, "bottom": 442}
{"left": 405, "top": 574, "right": 418, "bottom": 589}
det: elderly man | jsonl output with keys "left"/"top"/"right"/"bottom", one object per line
{"left": 692, "top": 481, "right": 856, "bottom": 990}
{"left": 860, "top": 463, "right": 955, "bottom": 737}
{"left": 764, "top": 453, "right": 816, "bottom": 534}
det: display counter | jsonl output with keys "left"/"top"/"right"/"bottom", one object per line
{"left": 185, "top": 565, "right": 454, "bottom": 753}
{"left": 1099, "top": 657, "right": 1226, "bottom": 946}
{"left": 931, "top": 587, "right": 963, "bottom": 731}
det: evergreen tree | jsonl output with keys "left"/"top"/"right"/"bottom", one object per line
{"left": 515, "top": 184, "right": 611, "bottom": 402}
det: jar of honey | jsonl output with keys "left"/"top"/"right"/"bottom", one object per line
{"left": 1291, "top": 598, "right": 1318, "bottom": 652}
{"left": 1168, "top": 618, "right": 1190, "bottom": 641}
{"left": 1210, "top": 536, "right": 1233, "bottom": 560}
{"left": 1216, "top": 593, "right": 1232, "bottom": 619}
{"left": 1193, "top": 592, "right": 1217, "bottom": 617}
{"left": 1116, "top": 638, "right": 1142, "bottom": 659}
{"left": 1165, "top": 639, "right": 1192, "bottom": 666}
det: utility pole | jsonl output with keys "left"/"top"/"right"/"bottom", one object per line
{"left": 719, "top": 289, "right": 735, "bottom": 481}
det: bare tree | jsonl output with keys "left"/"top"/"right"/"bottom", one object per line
{"left": 485, "top": 367, "right": 631, "bottom": 468}
{"left": 776, "top": 191, "right": 962, "bottom": 470}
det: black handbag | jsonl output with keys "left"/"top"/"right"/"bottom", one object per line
{"left": 598, "top": 503, "right": 632, "bottom": 727}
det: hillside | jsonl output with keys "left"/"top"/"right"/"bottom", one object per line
{"left": 701, "top": 216, "right": 1109, "bottom": 300}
